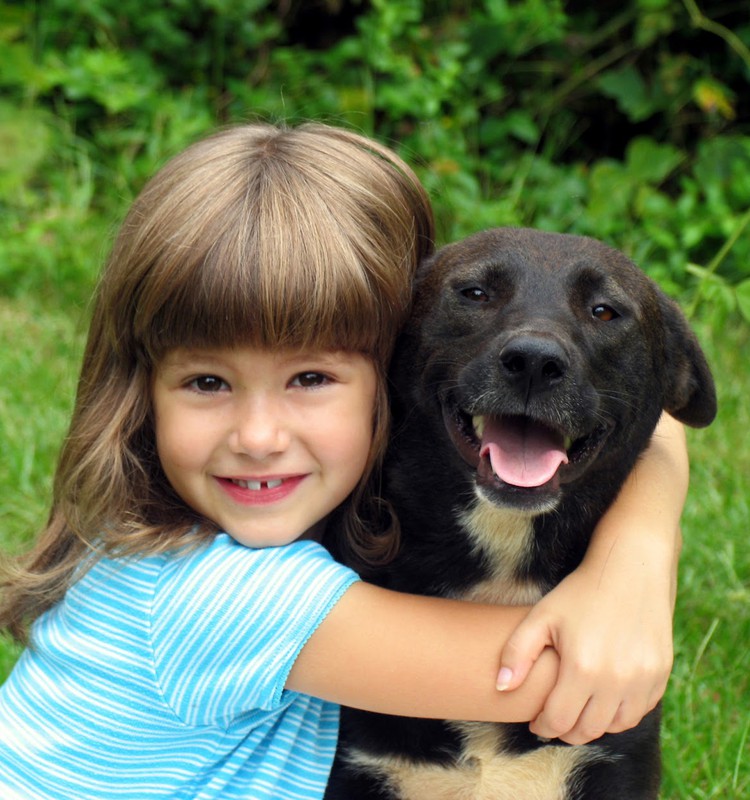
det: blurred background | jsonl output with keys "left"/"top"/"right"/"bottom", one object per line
{"left": 1, "top": 2, "right": 748, "bottom": 796}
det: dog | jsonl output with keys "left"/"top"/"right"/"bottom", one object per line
{"left": 325, "top": 228, "right": 717, "bottom": 800}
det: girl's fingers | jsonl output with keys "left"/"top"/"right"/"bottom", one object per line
{"left": 497, "top": 618, "right": 552, "bottom": 692}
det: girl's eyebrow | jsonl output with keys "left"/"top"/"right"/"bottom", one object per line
{"left": 159, "top": 348, "right": 355, "bottom": 373}
{"left": 279, "top": 351, "right": 364, "bottom": 374}
{"left": 158, "top": 350, "right": 226, "bottom": 372}
{"left": 282, "top": 351, "right": 341, "bottom": 366}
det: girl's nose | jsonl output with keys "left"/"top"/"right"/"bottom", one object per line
{"left": 228, "top": 400, "right": 290, "bottom": 459}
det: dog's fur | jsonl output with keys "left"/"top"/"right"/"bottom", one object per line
{"left": 325, "top": 228, "right": 717, "bottom": 800}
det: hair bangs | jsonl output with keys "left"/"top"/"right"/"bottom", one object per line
{"left": 135, "top": 184, "right": 392, "bottom": 363}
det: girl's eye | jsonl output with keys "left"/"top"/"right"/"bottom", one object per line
{"left": 291, "top": 372, "right": 330, "bottom": 389}
{"left": 461, "top": 287, "right": 490, "bottom": 302}
{"left": 592, "top": 304, "right": 620, "bottom": 321}
{"left": 189, "top": 375, "right": 228, "bottom": 393}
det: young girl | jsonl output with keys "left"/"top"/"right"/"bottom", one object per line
{"left": 0, "top": 122, "right": 687, "bottom": 799}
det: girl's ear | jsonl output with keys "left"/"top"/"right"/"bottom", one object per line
{"left": 658, "top": 293, "right": 717, "bottom": 428}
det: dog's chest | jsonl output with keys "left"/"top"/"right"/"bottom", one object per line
{"left": 346, "top": 722, "right": 605, "bottom": 800}
{"left": 350, "top": 501, "right": 589, "bottom": 799}
{"left": 347, "top": 499, "right": 595, "bottom": 799}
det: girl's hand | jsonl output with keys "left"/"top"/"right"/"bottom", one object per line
{"left": 496, "top": 537, "right": 676, "bottom": 745}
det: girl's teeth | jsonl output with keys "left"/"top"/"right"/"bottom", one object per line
{"left": 234, "top": 479, "right": 283, "bottom": 490}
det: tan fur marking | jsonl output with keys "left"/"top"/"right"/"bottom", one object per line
{"left": 346, "top": 721, "right": 604, "bottom": 800}
{"left": 457, "top": 498, "right": 542, "bottom": 605}
{"left": 344, "top": 497, "right": 592, "bottom": 797}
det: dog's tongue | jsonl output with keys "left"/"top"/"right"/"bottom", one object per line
{"left": 479, "top": 417, "right": 568, "bottom": 488}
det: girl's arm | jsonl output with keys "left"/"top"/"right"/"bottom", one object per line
{"left": 289, "top": 412, "right": 685, "bottom": 736}
{"left": 287, "top": 588, "right": 560, "bottom": 723}
{"left": 497, "top": 412, "right": 687, "bottom": 744}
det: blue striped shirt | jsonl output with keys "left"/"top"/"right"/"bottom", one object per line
{"left": 0, "top": 534, "right": 359, "bottom": 798}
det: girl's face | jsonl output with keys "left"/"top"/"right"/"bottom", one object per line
{"left": 152, "top": 345, "right": 378, "bottom": 548}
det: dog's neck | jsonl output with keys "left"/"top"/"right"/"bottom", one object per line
{"left": 456, "top": 499, "right": 544, "bottom": 606}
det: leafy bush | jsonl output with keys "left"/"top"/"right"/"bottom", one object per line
{"left": 1, "top": 0, "right": 749, "bottom": 320}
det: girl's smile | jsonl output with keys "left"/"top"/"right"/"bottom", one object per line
{"left": 217, "top": 474, "right": 307, "bottom": 505}
{"left": 151, "top": 346, "right": 377, "bottom": 547}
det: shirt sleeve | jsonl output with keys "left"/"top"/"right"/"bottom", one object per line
{"left": 149, "top": 535, "right": 360, "bottom": 727}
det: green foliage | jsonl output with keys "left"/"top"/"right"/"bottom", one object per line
{"left": 1, "top": 0, "right": 749, "bottom": 315}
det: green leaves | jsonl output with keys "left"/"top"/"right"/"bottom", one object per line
{"left": 44, "top": 48, "right": 155, "bottom": 114}
{"left": 0, "top": 105, "right": 52, "bottom": 195}
{"left": 0, "top": 0, "right": 748, "bottom": 325}
{"left": 598, "top": 66, "right": 658, "bottom": 123}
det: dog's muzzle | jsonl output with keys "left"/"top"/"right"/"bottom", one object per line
{"left": 442, "top": 403, "right": 614, "bottom": 511}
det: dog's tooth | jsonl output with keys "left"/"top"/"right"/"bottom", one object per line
{"left": 472, "top": 415, "right": 485, "bottom": 439}
{"left": 563, "top": 436, "right": 573, "bottom": 452}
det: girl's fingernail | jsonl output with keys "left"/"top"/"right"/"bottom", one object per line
{"left": 496, "top": 667, "right": 513, "bottom": 691}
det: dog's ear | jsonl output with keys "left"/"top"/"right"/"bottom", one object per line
{"left": 658, "top": 293, "right": 717, "bottom": 428}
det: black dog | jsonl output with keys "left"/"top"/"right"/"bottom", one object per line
{"left": 326, "top": 228, "right": 717, "bottom": 800}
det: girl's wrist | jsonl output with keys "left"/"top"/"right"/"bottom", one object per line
{"left": 579, "top": 521, "right": 680, "bottom": 590}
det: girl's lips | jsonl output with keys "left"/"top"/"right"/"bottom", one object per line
{"left": 216, "top": 474, "right": 307, "bottom": 505}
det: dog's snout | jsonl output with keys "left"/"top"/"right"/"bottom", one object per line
{"left": 500, "top": 336, "right": 568, "bottom": 392}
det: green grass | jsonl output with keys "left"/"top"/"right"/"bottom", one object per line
{"left": 0, "top": 296, "right": 748, "bottom": 798}
{"left": 0, "top": 297, "right": 86, "bottom": 553}
{"left": 0, "top": 296, "right": 88, "bottom": 677}
{"left": 660, "top": 321, "right": 750, "bottom": 798}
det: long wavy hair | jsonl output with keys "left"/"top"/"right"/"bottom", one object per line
{"left": 0, "top": 122, "right": 435, "bottom": 642}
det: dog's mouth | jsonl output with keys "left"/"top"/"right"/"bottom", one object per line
{"left": 442, "top": 404, "right": 613, "bottom": 498}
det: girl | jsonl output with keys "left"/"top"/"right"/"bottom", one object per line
{"left": 0, "top": 122, "right": 686, "bottom": 799}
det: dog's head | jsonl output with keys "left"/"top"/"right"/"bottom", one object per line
{"left": 392, "top": 227, "right": 716, "bottom": 515}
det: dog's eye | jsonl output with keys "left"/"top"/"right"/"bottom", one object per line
{"left": 460, "top": 287, "right": 490, "bottom": 303}
{"left": 592, "top": 304, "right": 619, "bottom": 321}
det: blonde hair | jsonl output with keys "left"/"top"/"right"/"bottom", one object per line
{"left": 0, "top": 122, "right": 434, "bottom": 641}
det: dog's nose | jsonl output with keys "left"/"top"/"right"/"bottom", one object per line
{"left": 499, "top": 336, "right": 568, "bottom": 393}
